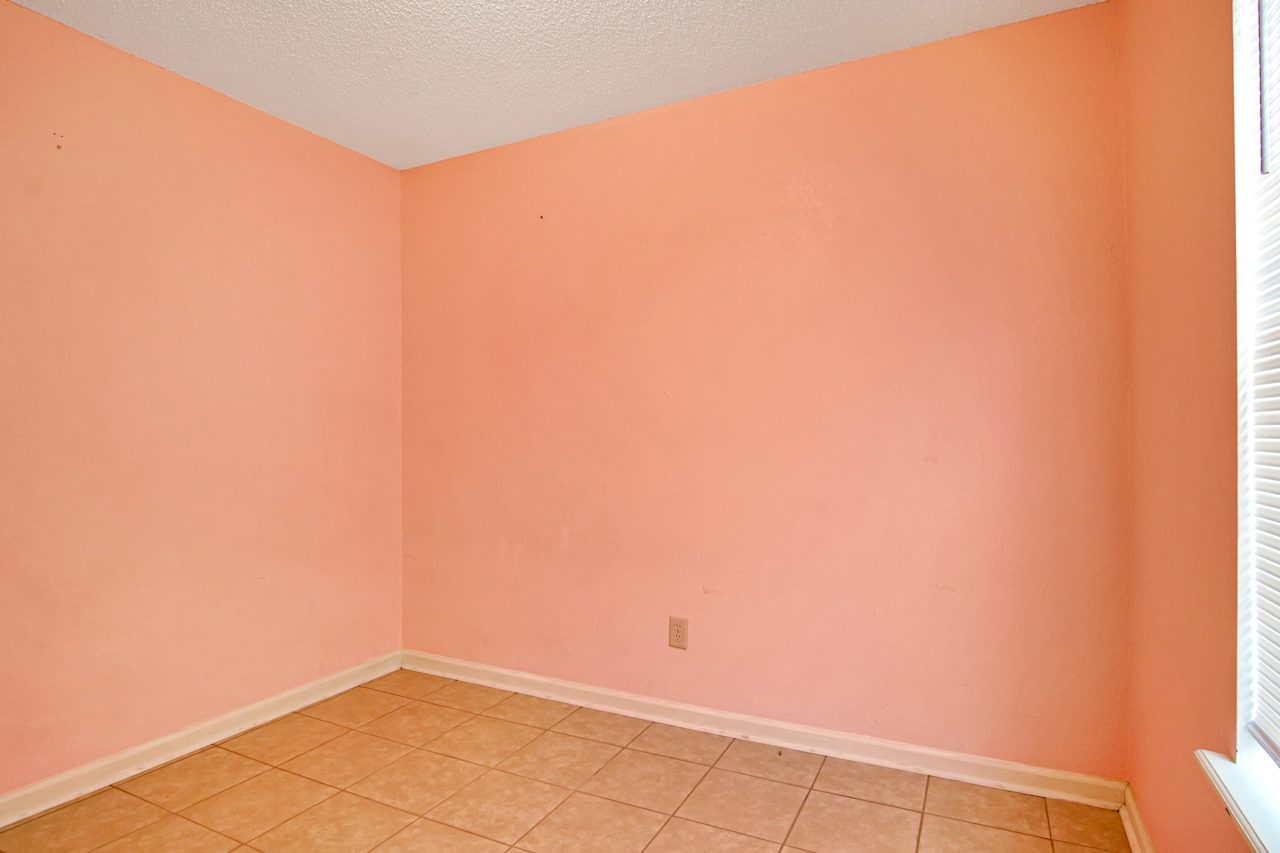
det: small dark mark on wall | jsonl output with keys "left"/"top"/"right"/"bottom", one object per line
{"left": 52, "top": 130, "right": 64, "bottom": 150}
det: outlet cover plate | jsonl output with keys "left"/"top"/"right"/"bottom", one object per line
{"left": 669, "top": 616, "right": 688, "bottom": 650}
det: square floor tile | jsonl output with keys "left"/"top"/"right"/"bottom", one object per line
{"left": 373, "top": 819, "right": 507, "bottom": 852}
{"left": 360, "top": 701, "right": 474, "bottom": 747}
{"left": 425, "top": 716, "right": 542, "bottom": 766}
{"left": 483, "top": 693, "right": 577, "bottom": 728}
{"left": 118, "top": 748, "right": 268, "bottom": 811}
{"left": 918, "top": 814, "right": 1051, "bottom": 852}
{"left": 551, "top": 708, "right": 649, "bottom": 746}
{"left": 0, "top": 788, "right": 164, "bottom": 853}
{"left": 787, "top": 790, "right": 920, "bottom": 853}
{"left": 580, "top": 749, "right": 708, "bottom": 813}
{"left": 676, "top": 769, "right": 807, "bottom": 843}
{"left": 221, "top": 714, "right": 347, "bottom": 765}
{"left": 517, "top": 792, "right": 665, "bottom": 853}
{"left": 629, "top": 723, "right": 731, "bottom": 765}
{"left": 924, "top": 778, "right": 1049, "bottom": 838}
{"left": 300, "top": 688, "right": 410, "bottom": 728}
{"left": 813, "top": 758, "right": 927, "bottom": 811}
{"left": 498, "top": 731, "right": 619, "bottom": 788}
{"left": 646, "top": 817, "right": 781, "bottom": 853}
{"left": 1046, "top": 800, "right": 1129, "bottom": 851}
{"left": 427, "top": 770, "right": 569, "bottom": 844}
{"left": 181, "top": 768, "right": 335, "bottom": 842}
{"left": 716, "top": 740, "right": 822, "bottom": 787}
{"left": 94, "top": 815, "right": 238, "bottom": 852}
{"left": 253, "top": 792, "right": 414, "bottom": 852}
{"left": 282, "top": 731, "right": 412, "bottom": 788}
{"left": 425, "top": 682, "right": 514, "bottom": 713}
{"left": 350, "top": 750, "right": 486, "bottom": 814}
{"left": 363, "top": 669, "right": 454, "bottom": 699}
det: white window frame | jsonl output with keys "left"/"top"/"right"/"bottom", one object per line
{"left": 1198, "top": 2, "right": 1280, "bottom": 849}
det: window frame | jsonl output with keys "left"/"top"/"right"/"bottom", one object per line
{"left": 1198, "top": 2, "right": 1280, "bottom": 848}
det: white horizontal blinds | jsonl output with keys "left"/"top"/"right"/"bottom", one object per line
{"left": 1264, "top": 0, "right": 1280, "bottom": 172}
{"left": 1249, "top": 0, "right": 1280, "bottom": 762}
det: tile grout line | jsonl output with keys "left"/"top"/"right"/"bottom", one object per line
{"left": 82, "top": 812, "right": 243, "bottom": 853}
{"left": 918, "top": 793, "right": 1063, "bottom": 844}
{"left": 263, "top": 788, "right": 419, "bottom": 850}
{"left": 15, "top": 803, "right": 161, "bottom": 853}
{"left": 915, "top": 775, "right": 931, "bottom": 853}
{"left": 402, "top": 818, "right": 519, "bottom": 852}
{"left": 420, "top": 775, "right": 531, "bottom": 848}
{"left": 634, "top": 743, "right": 716, "bottom": 853}
{"left": 147, "top": 751, "right": 275, "bottom": 813}
{"left": 115, "top": 760, "right": 340, "bottom": 849}
{"left": 240, "top": 788, "right": 345, "bottom": 850}
{"left": 922, "top": 814, "right": 1056, "bottom": 842}
{"left": 525, "top": 777, "right": 786, "bottom": 847}
{"left": 683, "top": 765, "right": 815, "bottom": 845}
{"left": 506, "top": 718, "right": 657, "bottom": 850}
{"left": 110, "top": 748, "right": 275, "bottom": 810}
{"left": 776, "top": 753, "right": 824, "bottom": 852}
{"left": 217, "top": 725, "right": 348, "bottom": 765}
{"left": 1044, "top": 789, "right": 1052, "bottom": 845}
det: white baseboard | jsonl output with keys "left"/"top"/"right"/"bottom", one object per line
{"left": 2, "top": 648, "right": 1137, "bottom": 834}
{"left": 1120, "top": 784, "right": 1156, "bottom": 853}
{"left": 401, "top": 649, "right": 1129, "bottom": 810}
{"left": 0, "top": 650, "right": 401, "bottom": 829}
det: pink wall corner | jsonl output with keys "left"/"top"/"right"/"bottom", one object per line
{"left": 0, "top": 1, "right": 402, "bottom": 795}
{"left": 400, "top": 4, "right": 1132, "bottom": 779}
{"left": 1117, "top": 0, "right": 1246, "bottom": 849}
{"left": 1, "top": 0, "right": 1251, "bottom": 844}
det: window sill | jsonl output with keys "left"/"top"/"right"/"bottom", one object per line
{"left": 1197, "top": 736, "right": 1280, "bottom": 852}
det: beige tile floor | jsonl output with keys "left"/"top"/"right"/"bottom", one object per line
{"left": 0, "top": 669, "right": 1131, "bottom": 853}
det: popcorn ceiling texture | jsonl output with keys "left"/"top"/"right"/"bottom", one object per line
{"left": 13, "top": 0, "right": 1097, "bottom": 168}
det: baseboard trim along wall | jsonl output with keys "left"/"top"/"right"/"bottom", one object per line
{"left": 0, "top": 651, "right": 401, "bottom": 828}
{"left": 401, "top": 650, "right": 1129, "bottom": 809}
{"left": 1120, "top": 784, "right": 1157, "bottom": 853}
{"left": 1, "top": 648, "right": 1152, "bottom": 850}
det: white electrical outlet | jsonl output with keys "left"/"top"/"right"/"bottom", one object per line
{"left": 669, "top": 616, "right": 688, "bottom": 650}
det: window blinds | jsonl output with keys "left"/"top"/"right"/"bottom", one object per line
{"left": 1244, "top": 0, "right": 1280, "bottom": 763}
{"left": 1263, "top": 0, "right": 1280, "bottom": 173}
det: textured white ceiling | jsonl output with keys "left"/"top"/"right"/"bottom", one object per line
{"left": 15, "top": 0, "right": 1098, "bottom": 169}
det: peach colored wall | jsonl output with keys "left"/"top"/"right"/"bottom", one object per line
{"left": 0, "top": 2, "right": 402, "bottom": 795}
{"left": 401, "top": 5, "right": 1132, "bottom": 778}
{"left": 4, "top": 0, "right": 1248, "bottom": 839}
{"left": 1117, "top": 0, "right": 1245, "bottom": 849}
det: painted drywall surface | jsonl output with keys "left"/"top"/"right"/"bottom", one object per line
{"left": 402, "top": 5, "right": 1130, "bottom": 777}
{"left": 1117, "top": 0, "right": 1245, "bottom": 849}
{"left": 0, "top": 1, "right": 402, "bottom": 794}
